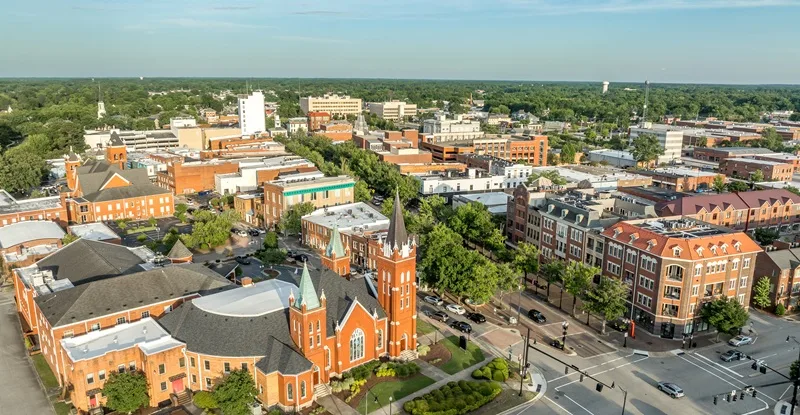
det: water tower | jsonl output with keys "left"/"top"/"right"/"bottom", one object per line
{"left": 602, "top": 81, "right": 610, "bottom": 94}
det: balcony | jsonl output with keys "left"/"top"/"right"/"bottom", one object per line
{"left": 662, "top": 305, "right": 679, "bottom": 317}
{"left": 664, "top": 287, "right": 681, "bottom": 300}
{"left": 665, "top": 265, "right": 684, "bottom": 283}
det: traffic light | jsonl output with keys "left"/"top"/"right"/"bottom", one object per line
{"left": 580, "top": 374, "right": 584, "bottom": 383}
{"left": 713, "top": 396, "right": 718, "bottom": 405}
{"left": 732, "top": 393, "right": 737, "bottom": 402}
{"left": 760, "top": 366, "right": 767, "bottom": 374}
{"left": 564, "top": 366, "right": 569, "bottom": 375}
{"left": 596, "top": 383, "right": 604, "bottom": 392}
{"left": 751, "top": 362, "right": 758, "bottom": 370}
{"left": 752, "top": 389, "right": 757, "bottom": 398}
{"left": 740, "top": 391, "right": 745, "bottom": 400}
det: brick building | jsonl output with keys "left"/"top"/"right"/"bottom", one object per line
{"left": 0, "top": 190, "right": 67, "bottom": 228}
{"left": 633, "top": 167, "right": 721, "bottom": 192}
{"left": 262, "top": 176, "right": 355, "bottom": 227}
{"left": 307, "top": 112, "right": 331, "bottom": 132}
{"left": 601, "top": 217, "right": 761, "bottom": 337}
{"left": 318, "top": 121, "right": 353, "bottom": 142}
{"left": 719, "top": 158, "right": 794, "bottom": 182}
{"left": 393, "top": 162, "right": 467, "bottom": 175}
{"left": 157, "top": 159, "right": 240, "bottom": 195}
{"left": 234, "top": 193, "right": 265, "bottom": 227}
{"left": 0, "top": 221, "right": 64, "bottom": 272}
{"left": 692, "top": 147, "right": 774, "bottom": 162}
{"left": 656, "top": 189, "right": 800, "bottom": 232}
{"left": 754, "top": 248, "right": 800, "bottom": 311}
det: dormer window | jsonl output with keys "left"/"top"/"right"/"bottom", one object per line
{"left": 613, "top": 228, "right": 622, "bottom": 238}
{"left": 734, "top": 241, "right": 741, "bottom": 252}
{"left": 673, "top": 247, "right": 682, "bottom": 257}
{"left": 721, "top": 244, "right": 728, "bottom": 254}
{"left": 709, "top": 246, "right": 717, "bottom": 255}
{"left": 646, "top": 240, "right": 656, "bottom": 251}
{"left": 696, "top": 247, "right": 704, "bottom": 257}
{"left": 630, "top": 233, "right": 639, "bottom": 243}
{"left": 561, "top": 209, "right": 568, "bottom": 218}
{"left": 575, "top": 214, "right": 584, "bottom": 224}
{"left": 547, "top": 204, "right": 555, "bottom": 213}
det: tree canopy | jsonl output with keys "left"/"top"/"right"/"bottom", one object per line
{"left": 751, "top": 276, "right": 772, "bottom": 310}
{"left": 582, "top": 276, "right": 629, "bottom": 334}
{"left": 280, "top": 202, "right": 316, "bottom": 235}
{"left": 102, "top": 371, "right": 150, "bottom": 414}
{"left": 181, "top": 210, "right": 239, "bottom": 249}
{"left": 700, "top": 296, "right": 749, "bottom": 339}
{"left": 630, "top": 134, "right": 665, "bottom": 166}
{"left": 213, "top": 370, "right": 258, "bottom": 415}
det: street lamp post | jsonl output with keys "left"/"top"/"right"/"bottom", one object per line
{"left": 562, "top": 321, "right": 569, "bottom": 350}
{"left": 389, "top": 396, "right": 393, "bottom": 415}
{"left": 364, "top": 388, "right": 379, "bottom": 415}
{"left": 787, "top": 336, "right": 800, "bottom": 415}
{"left": 623, "top": 332, "right": 628, "bottom": 348}
{"left": 619, "top": 385, "right": 628, "bottom": 415}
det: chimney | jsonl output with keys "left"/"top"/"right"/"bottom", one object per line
{"left": 241, "top": 277, "right": 253, "bottom": 287}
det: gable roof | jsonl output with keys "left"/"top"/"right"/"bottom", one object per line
{"left": 74, "top": 161, "right": 169, "bottom": 203}
{"left": 167, "top": 240, "right": 192, "bottom": 259}
{"left": 36, "top": 263, "right": 231, "bottom": 327}
{"left": 657, "top": 189, "right": 800, "bottom": 216}
{"left": 762, "top": 248, "right": 800, "bottom": 271}
{"left": 34, "top": 239, "right": 147, "bottom": 285}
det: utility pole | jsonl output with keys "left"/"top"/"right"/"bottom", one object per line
{"left": 519, "top": 327, "right": 530, "bottom": 397}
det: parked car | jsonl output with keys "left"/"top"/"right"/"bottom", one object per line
{"left": 449, "top": 321, "right": 472, "bottom": 333}
{"left": 235, "top": 255, "right": 251, "bottom": 265}
{"left": 198, "top": 190, "right": 212, "bottom": 196}
{"left": 527, "top": 309, "right": 547, "bottom": 323}
{"left": 236, "top": 230, "right": 248, "bottom": 237}
{"left": 430, "top": 311, "right": 449, "bottom": 323}
{"left": 657, "top": 382, "right": 685, "bottom": 399}
{"left": 424, "top": 295, "right": 444, "bottom": 306}
{"left": 720, "top": 350, "right": 746, "bottom": 362}
{"left": 446, "top": 304, "right": 466, "bottom": 315}
{"left": 249, "top": 229, "right": 260, "bottom": 237}
{"left": 729, "top": 335, "right": 753, "bottom": 347}
{"left": 290, "top": 253, "right": 309, "bottom": 263}
{"left": 466, "top": 312, "right": 486, "bottom": 324}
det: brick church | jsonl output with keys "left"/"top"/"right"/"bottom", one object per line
{"left": 14, "top": 192, "right": 417, "bottom": 413}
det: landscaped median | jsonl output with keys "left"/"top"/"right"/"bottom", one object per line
{"left": 420, "top": 336, "right": 485, "bottom": 375}
{"left": 331, "top": 360, "right": 435, "bottom": 413}
{"left": 403, "top": 381, "right": 502, "bottom": 415}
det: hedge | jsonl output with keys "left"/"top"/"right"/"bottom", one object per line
{"left": 193, "top": 391, "right": 218, "bottom": 410}
{"left": 471, "top": 358, "right": 509, "bottom": 382}
{"left": 403, "top": 381, "right": 502, "bottom": 415}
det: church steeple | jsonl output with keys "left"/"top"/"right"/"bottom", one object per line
{"left": 386, "top": 191, "right": 409, "bottom": 253}
{"left": 294, "top": 262, "right": 320, "bottom": 310}
{"left": 321, "top": 223, "right": 351, "bottom": 276}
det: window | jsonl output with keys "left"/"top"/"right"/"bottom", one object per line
{"left": 161, "top": 382, "right": 167, "bottom": 391}
{"left": 326, "top": 348, "right": 331, "bottom": 368}
{"left": 316, "top": 320, "right": 321, "bottom": 332}
{"left": 608, "top": 243, "right": 623, "bottom": 259}
{"left": 732, "top": 260, "right": 739, "bottom": 271}
{"left": 116, "top": 316, "right": 126, "bottom": 325}
{"left": 738, "top": 294, "right": 746, "bottom": 304}
{"left": 141, "top": 310, "right": 150, "bottom": 319}
{"left": 692, "top": 285, "right": 699, "bottom": 296}
{"left": 350, "top": 329, "right": 365, "bottom": 362}
{"left": 224, "top": 362, "right": 230, "bottom": 373}
{"left": 87, "top": 374, "right": 94, "bottom": 385}
{"left": 98, "top": 370, "right": 106, "bottom": 381}
{"left": 192, "top": 375, "right": 197, "bottom": 384}
{"left": 625, "top": 249, "right": 637, "bottom": 264}
{"left": 287, "top": 384, "right": 294, "bottom": 401}
{"left": 729, "top": 279, "right": 736, "bottom": 290}
{"left": 665, "top": 265, "right": 684, "bottom": 282}
{"left": 743, "top": 258, "right": 751, "bottom": 269}
{"left": 63, "top": 330, "right": 74, "bottom": 338}
{"left": 118, "top": 364, "right": 125, "bottom": 373}
{"left": 158, "top": 364, "right": 166, "bottom": 374}
{"left": 129, "top": 361, "right": 136, "bottom": 371}
{"left": 309, "top": 323, "right": 313, "bottom": 334}
{"left": 606, "top": 262, "right": 621, "bottom": 276}
{"left": 569, "top": 245, "right": 582, "bottom": 257}
{"left": 377, "top": 330, "right": 383, "bottom": 349}
{"left": 206, "top": 378, "right": 212, "bottom": 388}
{"left": 190, "top": 357, "right": 196, "bottom": 367}
{"left": 241, "top": 363, "right": 248, "bottom": 371}
{"left": 740, "top": 276, "right": 748, "bottom": 289}
{"left": 664, "top": 286, "right": 681, "bottom": 300}
{"left": 90, "top": 323, "right": 101, "bottom": 332}
{"left": 317, "top": 334, "right": 321, "bottom": 346}
{"left": 636, "top": 293, "right": 652, "bottom": 308}
{"left": 204, "top": 360, "right": 210, "bottom": 370}
{"left": 638, "top": 275, "right": 654, "bottom": 290}
{"left": 694, "top": 264, "right": 702, "bottom": 276}
{"left": 301, "top": 381, "right": 307, "bottom": 398}
{"left": 689, "top": 304, "right": 696, "bottom": 314}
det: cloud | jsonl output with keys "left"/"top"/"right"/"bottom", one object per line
{"left": 273, "top": 35, "right": 351, "bottom": 44}
{"left": 501, "top": 0, "right": 800, "bottom": 15}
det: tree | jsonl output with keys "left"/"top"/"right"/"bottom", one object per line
{"left": 712, "top": 175, "right": 726, "bottom": 193}
{"left": 181, "top": 210, "right": 240, "bottom": 249}
{"left": 258, "top": 231, "right": 286, "bottom": 266}
{"left": 540, "top": 261, "right": 564, "bottom": 301}
{"left": 700, "top": 296, "right": 749, "bottom": 340}
{"left": 102, "top": 371, "right": 149, "bottom": 414}
{"left": 560, "top": 143, "right": 577, "bottom": 164}
{"left": 526, "top": 170, "right": 568, "bottom": 186}
{"left": 407, "top": 195, "right": 449, "bottom": 235}
{"left": 786, "top": 185, "right": 800, "bottom": 196}
{"left": 750, "top": 169, "right": 765, "bottom": 183}
{"left": 490, "top": 105, "right": 511, "bottom": 115}
{"left": 754, "top": 228, "right": 780, "bottom": 246}
{"left": 547, "top": 153, "right": 561, "bottom": 166}
{"left": 727, "top": 181, "right": 749, "bottom": 192}
{"left": 563, "top": 261, "right": 597, "bottom": 316}
{"left": 448, "top": 202, "right": 496, "bottom": 245}
{"left": 61, "top": 234, "right": 79, "bottom": 245}
{"left": 695, "top": 136, "right": 708, "bottom": 148}
{"left": 751, "top": 276, "right": 772, "bottom": 310}
{"left": 0, "top": 147, "right": 47, "bottom": 193}
{"left": 757, "top": 127, "right": 785, "bottom": 152}
{"left": 354, "top": 180, "right": 373, "bottom": 202}
{"left": 513, "top": 243, "right": 540, "bottom": 288}
{"left": 263, "top": 231, "right": 279, "bottom": 249}
{"left": 148, "top": 216, "right": 157, "bottom": 228}
{"left": 630, "top": 134, "right": 665, "bottom": 167}
{"left": 279, "top": 202, "right": 315, "bottom": 235}
{"left": 583, "top": 277, "right": 629, "bottom": 334}
{"left": 418, "top": 224, "right": 465, "bottom": 291}
{"left": 213, "top": 369, "right": 257, "bottom": 415}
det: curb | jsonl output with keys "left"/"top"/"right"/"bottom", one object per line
{"left": 497, "top": 365, "right": 547, "bottom": 415}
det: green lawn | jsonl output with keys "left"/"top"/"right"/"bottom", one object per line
{"left": 416, "top": 319, "right": 437, "bottom": 335}
{"left": 125, "top": 226, "right": 157, "bottom": 235}
{"left": 439, "top": 336, "right": 485, "bottom": 375}
{"left": 355, "top": 375, "right": 435, "bottom": 414}
{"left": 32, "top": 354, "right": 59, "bottom": 389}
{"left": 52, "top": 401, "right": 73, "bottom": 415}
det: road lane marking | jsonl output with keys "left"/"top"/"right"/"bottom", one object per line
{"left": 547, "top": 353, "right": 634, "bottom": 382}
{"left": 679, "top": 355, "right": 776, "bottom": 403}
{"left": 780, "top": 385, "right": 793, "bottom": 400}
{"left": 563, "top": 394, "right": 596, "bottom": 415}
{"left": 554, "top": 357, "right": 648, "bottom": 390}
{"left": 692, "top": 353, "right": 745, "bottom": 378}
{"left": 544, "top": 396, "right": 575, "bottom": 415}
{"left": 749, "top": 314, "right": 773, "bottom": 326}
{"left": 687, "top": 354, "right": 749, "bottom": 385}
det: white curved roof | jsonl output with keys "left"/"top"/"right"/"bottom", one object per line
{"left": 0, "top": 221, "right": 65, "bottom": 248}
{"left": 193, "top": 278, "right": 295, "bottom": 317}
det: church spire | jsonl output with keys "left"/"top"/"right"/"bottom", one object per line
{"left": 325, "top": 224, "right": 346, "bottom": 259}
{"left": 294, "top": 261, "right": 320, "bottom": 310}
{"left": 386, "top": 190, "right": 408, "bottom": 250}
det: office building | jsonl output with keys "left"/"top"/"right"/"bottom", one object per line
{"left": 369, "top": 101, "right": 418, "bottom": 121}
{"left": 262, "top": 176, "right": 356, "bottom": 227}
{"left": 719, "top": 158, "right": 794, "bottom": 182}
{"left": 634, "top": 167, "right": 721, "bottom": 192}
{"left": 215, "top": 157, "right": 320, "bottom": 195}
{"left": 629, "top": 125, "right": 683, "bottom": 164}
{"left": 421, "top": 114, "right": 483, "bottom": 144}
{"left": 238, "top": 91, "right": 267, "bottom": 136}
{"left": 300, "top": 94, "right": 362, "bottom": 116}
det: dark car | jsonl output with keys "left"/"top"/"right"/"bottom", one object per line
{"left": 527, "top": 309, "right": 546, "bottom": 323}
{"left": 249, "top": 229, "right": 260, "bottom": 237}
{"left": 430, "top": 311, "right": 449, "bottom": 323}
{"left": 720, "top": 350, "right": 746, "bottom": 362}
{"left": 466, "top": 312, "right": 486, "bottom": 324}
{"left": 198, "top": 190, "right": 212, "bottom": 196}
{"left": 290, "top": 252, "right": 309, "bottom": 263}
{"left": 235, "top": 255, "right": 251, "bottom": 265}
{"left": 449, "top": 321, "right": 472, "bottom": 333}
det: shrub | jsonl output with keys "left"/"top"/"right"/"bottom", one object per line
{"left": 193, "top": 391, "right": 218, "bottom": 410}
{"left": 776, "top": 303, "right": 786, "bottom": 316}
{"left": 345, "top": 361, "right": 380, "bottom": 381}
{"left": 267, "top": 410, "right": 282, "bottom": 415}
{"left": 472, "top": 358, "right": 509, "bottom": 381}
{"left": 405, "top": 381, "right": 502, "bottom": 415}
{"left": 136, "top": 234, "right": 147, "bottom": 242}
{"left": 471, "top": 369, "right": 483, "bottom": 379}
{"left": 418, "top": 344, "right": 431, "bottom": 356}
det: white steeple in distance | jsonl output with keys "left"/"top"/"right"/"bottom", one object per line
{"left": 97, "top": 86, "right": 106, "bottom": 120}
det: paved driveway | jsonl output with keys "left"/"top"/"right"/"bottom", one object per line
{"left": 0, "top": 290, "right": 54, "bottom": 415}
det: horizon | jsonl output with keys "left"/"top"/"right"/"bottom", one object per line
{"left": 2, "top": 0, "right": 800, "bottom": 83}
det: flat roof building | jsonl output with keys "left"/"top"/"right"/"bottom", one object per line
{"left": 300, "top": 94, "right": 362, "bottom": 116}
{"left": 369, "top": 101, "right": 418, "bottom": 121}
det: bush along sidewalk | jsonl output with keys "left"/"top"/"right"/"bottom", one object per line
{"left": 404, "top": 380, "right": 502, "bottom": 415}
{"left": 471, "top": 358, "right": 509, "bottom": 382}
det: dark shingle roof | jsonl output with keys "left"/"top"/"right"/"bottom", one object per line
{"left": 36, "top": 263, "right": 231, "bottom": 327}
{"left": 35, "top": 239, "right": 146, "bottom": 285}
{"left": 75, "top": 162, "right": 169, "bottom": 203}
{"left": 167, "top": 240, "right": 192, "bottom": 259}
{"left": 386, "top": 191, "right": 408, "bottom": 250}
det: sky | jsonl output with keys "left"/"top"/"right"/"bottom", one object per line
{"left": 2, "top": 0, "right": 800, "bottom": 84}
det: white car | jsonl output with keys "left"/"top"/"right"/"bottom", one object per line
{"left": 657, "top": 382, "right": 685, "bottom": 399}
{"left": 729, "top": 335, "right": 753, "bottom": 347}
{"left": 424, "top": 295, "right": 443, "bottom": 306}
{"left": 446, "top": 304, "right": 466, "bottom": 315}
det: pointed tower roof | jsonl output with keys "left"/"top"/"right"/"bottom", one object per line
{"left": 386, "top": 191, "right": 408, "bottom": 250}
{"left": 325, "top": 224, "right": 346, "bottom": 259}
{"left": 66, "top": 146, "right": 81, "bottom": 162}
{"left": 108, "top": 131, "right": 124, "bottom": 147}
{"left": 167, "top": 239, "right": 192, "bottom": 259}
{"left": 294, "top": 262, "right": 321, "bottom": 310}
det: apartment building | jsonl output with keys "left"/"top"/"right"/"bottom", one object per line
{"left": 238, "top": 90, "right": 267, "bottom": 136}
{"left": 600, "top": 217, "right": 761, "bottom": 338}
{"left": 369, "top": 101, "right": 418, "bottom": 121}
{"left": 473, "top": 135, "right": 549, "bottom": 166}
{"left": 634, "top": 167, "right": 721, "bottom": 192}
{"left": 719, "top": 158, "right": 794, "bottom": 182}
{"left": 262, "top": 176, "right": 355, "bottom": 226}
{"left": 301, "top": 202, "right": 390, "bottom": 269}
{"left": 458, "top": 155, "right": 533, "bottom": 189}
{"left": 307, "top": 111, "right": 331, "bottom": 131}
{"left": 287, "top": 117, "right": 309, "bottom": 134}
{"left": 421, "top": 114, "right": 484, "bottom": 144}
{"left": 300, "top": 94, "right": 362, "bottom": 116}
{"left": 0, "top": 190, "right": 67, "bottom": 228}
{"left": 752, "top": 153, "right": 800, "bottom": 172}
{"left": 754, "top": 247, "right": 800, "bottom": 311}
{"left": 157, "top": 159, "right": 240, "bottom": 195}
